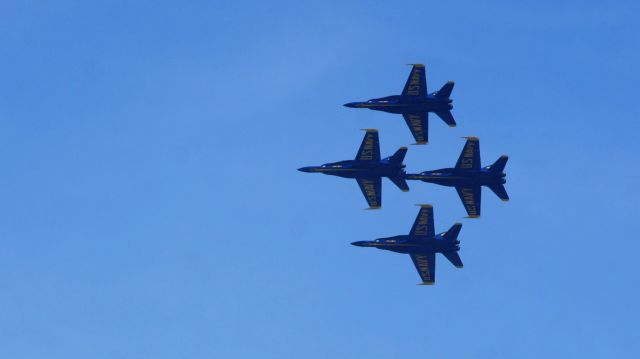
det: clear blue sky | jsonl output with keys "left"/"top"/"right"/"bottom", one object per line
{"left": 1, "top": 1, "right": 639, "bottom": 358}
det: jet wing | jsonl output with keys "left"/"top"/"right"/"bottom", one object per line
{"left": 410, "top": 252, "right": 436, "bottom": 285}
{"left": 355, "top": 129, "right": 380, "bottom": 161}
{"left": 401, "top": 64, "right": 427, "bottom": 98}
{"left": 455, "top": 137, "right": 480, "bottom": 169}
{"left": 409, "top": 205, "right": 435, "bottom": 237}
{"left": 356, "top": 177, "right": 381, "bottom": 209}
{"left": 455, "top": 186, "right": 481, "bottom": 218}
{"left": 402, "top": 113, "right": 428, "bottom": 144}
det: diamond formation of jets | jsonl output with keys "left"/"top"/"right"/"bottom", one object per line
{"left": 298, "top": 129, "right": 409, "bottom": 209}
{"left": 352, "top": 205, "right": 463, "bottom": 285}
{"left": 406, "top": 137, "right": 509, "bottom": 218}
{"left": 299, "top": 64, "right": 509, "bottom": 285}
{"left": 344, "top": 64, "right": 456, "bottom": 144}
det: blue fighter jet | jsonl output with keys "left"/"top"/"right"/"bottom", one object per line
{"left": 298, "top": 129, "right": 409, "bottom": 209}
{"left": 344, "top": 64, "right": 455, "bottom": 144}
{"left": 352, "top": 205, "right": 463, "bottom": 285}
{"left": 405, "top": 137, "right": 509, "bottom": 218}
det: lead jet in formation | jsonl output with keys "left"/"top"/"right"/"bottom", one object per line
{"left": 344, "top": 64, "right": 456, "bottom": 144}
{"left": 298, "top": 129, "right": 409, "bottom": 209}
{"left": 405, "top": 137, "right": 509, "bottom": 218}
{"left": 352, "top": 205, "right": 463, "bottom": 285}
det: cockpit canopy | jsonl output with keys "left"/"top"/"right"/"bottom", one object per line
{"left": 374, "top": 238, "right": 401, "bottom": 244}
{"left": 321, "top": 160, "right": 352, "bottom": 169}
{"left": 422, "top": 171, "right": 450, "bottom": 176}
{"left": 370, "top": 95, "right": 398, "bottom": 103}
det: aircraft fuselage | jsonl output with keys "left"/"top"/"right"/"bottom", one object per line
{"left": 345, "top": 95, "right": 452, "bottom": 115}
{"left": 352, "top": 235, "right": 460, "bottom": 254}
{"left": 298, "top": 160, "right": 405, "bottom": 179}
{"left": 406, "top": 167, "right": 506, "bottom": 187}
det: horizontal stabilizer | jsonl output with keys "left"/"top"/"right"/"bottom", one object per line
{"left": 489, "top": 155, "right": 508, "bottom": 174}
{"left": 442, "top": 251, "right": 463, "bottom": 268}
{"left": 387, "top": 147, "right": 408, "bottom": 164}
{"left": 489, "top": 184, "right": 509, "bottom": 201}
{"left": 442, "top": 223, "right": 462, "bottom": 241}
{"left": 389, "top": 176, "right": 409, "bottom": 192}
{"left": 434, "top": 81, "right": 454, "bottom": 99}
{"left": 435, "top": 110, "right": 456, "bottom": 127}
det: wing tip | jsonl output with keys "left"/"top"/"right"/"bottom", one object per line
{"left": 360, "top": 128, "right": 378, "bottom": 132}
{"left": 416, "top": 204, "right": 433, "bottom": 208}
{"left": 365, "top": 206, "right": 381, "bottom": 210}
{"left": 412, "top": 141, "right": 428, "bottom": 145}
{"left": 406, "top": 63, "right": 425, "bottom": 67}
{"left": 465, "top": 215, "right": 480, "bottom": 219}
{"left": 455, "top": 265, "right": 464, "bottom": 268}
{"left": 501, "top": 198, "right": 510, "bottom": 202}
{"left": 461, "top": 136, "right": 479, "bottom": 140}
{"left": 417, "top": 281, "right": 435, "bottom": 286}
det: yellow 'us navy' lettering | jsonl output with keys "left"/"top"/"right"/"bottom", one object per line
{"left": 359, "top": 135, "right": 375, "bottom": 160}
{"left": 407, "top": 115, "right": 423, "bottom": 139}
{"left": 415, "top": 255, "right": 431, "bottom": 279}
{"left": 461, "top": 187, "right": 477, "bottom": 214}
{"left": 406, "top": 69, "right": 422, "bottom": 96}
{"left": 460, "top": 141, "right": 476, "bottom": 169}
{"left": 363, "top": 181, "right": 377, "bottom": 205}
{"left": 413, "top": 211, "right": 430, "bottom": 236}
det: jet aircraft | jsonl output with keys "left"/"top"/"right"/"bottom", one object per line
{"left": 352, "top": 205, "right": 463, "bottom": 285}
{"left": 405, "top": 137, "right": 509, "bottom": 218}
{"left": 298, "top": 129, "right": 409, "bottom": 209}
{"left": 344, "top": 64, "right": 456, "bottom": 144}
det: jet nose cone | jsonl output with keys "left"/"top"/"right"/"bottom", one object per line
{"left": 298, "top": 167, "right": 313, "bottom": 173}
{"left": 351, "top": 241, "right": 368, "bottom": 247}
{"left": 344, "top": 102, "right": 359, "bottom": 108}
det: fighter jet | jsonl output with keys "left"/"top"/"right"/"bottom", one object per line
{"left": 405, "top": 137, "right": 509, "bottom": 218}
{"left": 298, "top": 129, "right": 409, "bottom": 209}
{"left": 344, "top": 64, "right": 455, "bottom": 144}
{"left": 352, "top": 205, "right": 463, "bottom": 285}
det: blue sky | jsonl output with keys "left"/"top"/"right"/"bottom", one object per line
{"left": 1, "top": 1, "right": 639, "bottom": 358}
